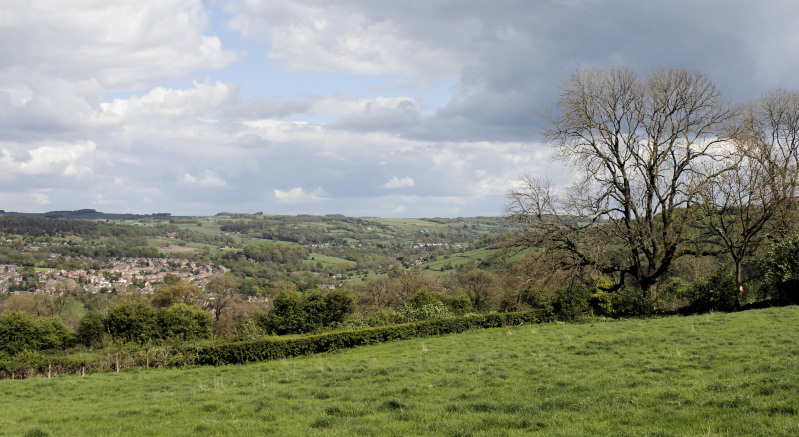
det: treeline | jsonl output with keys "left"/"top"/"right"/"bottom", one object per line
{"left": 217, "top": 214, "right": 504, "bottom": 246}
{"left": 219, "top": 214, "right": 390, "bottom": 245}
{"left": 0, "top": 216, "right": 177, "bottom": 239}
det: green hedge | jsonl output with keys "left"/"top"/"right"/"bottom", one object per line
{"left": 190, "top": 309, "right": 550, "bottom": 366}
{"left": 0, "top": 309, "right": 551, "bottom": 379}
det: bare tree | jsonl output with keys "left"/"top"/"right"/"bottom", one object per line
{"left": 698, "top": 89, "right": 799, "bottom": 308}
{"left": 456, "top": 268, "right": 499, "bottom": 312}
{"left": 507, "top": 66, "right": 734, "bottom": 299}
{"left": 204, "top": 274, "right": 242, "bottom": 335}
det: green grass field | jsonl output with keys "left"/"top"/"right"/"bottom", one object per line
{"left": 421, "top": 247, "right": 493, "bottom": 276}
{"left": 307, "top": 252, "right": 357, "bottom": 268}
{"left": 2, "top": 307, "right": 798, "bottom": 436}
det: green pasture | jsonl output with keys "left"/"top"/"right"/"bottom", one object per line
{"left": 173, "top": 219, "right": 224, "bottom": 236}
{"left": 368, "top": 218, "right": 455, "bottom": 233}
{"left": 421, "top": 247, "right": 493, "bottom": 275}
{"left": 2, "top": 307, "right": 798, "bottom": 435}
{"left": 307, "top": 253, "right": 356, "bottom": 269}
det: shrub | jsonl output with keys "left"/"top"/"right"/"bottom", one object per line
{"left": 0, "top": 311, "right": 39, "bottom": 355}
{"left": 232, "top": 316, "right": 266, "bottom": 340}
{"left": 0, "top": 312, "right": 74, "bottom": 355}
{"left": 762, "top": 234, "right": 799, "bottom": 304}
{"left": 611, "top": 286, "right": 653, "bottom": 317}
{"left": 302, "top": 290, "right": 327, "bottom": 332}
{"left": 266, "top": 290, "right": 305, "bottom": 335}
{"left": 323, "top": 289, "right": 357, "bottom": 325}
{"left": 687, "top": 269, "right": 737, "bottom": 313}
{"left": 554, "top": 285, "right": 592, "bottom": 321}
{"left": 77, "top": 311, "right": 107, "bottom": 347}
{"left": 158, "top": 304, "right": 213, "bottom": 341}
{"left": 263, "top": 289, "right": 358, "bottom": 335}
{"left": 106, "top": 302, "right": 161, "bottom": 344}
{"left": 394, "top": 302, "right": 452, "bottom": 323}
{"left": 35, "top": 317, "right": 74, "bottom": 351}
{"left": 590, "top": 290, "right": 614, "bottom": 316}
{"left": 441, "top": 293, "right": 475, "bottom": 315}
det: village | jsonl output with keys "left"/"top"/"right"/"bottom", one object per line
{"left": 0, "top": 256, "right": 228, "bottom": 295}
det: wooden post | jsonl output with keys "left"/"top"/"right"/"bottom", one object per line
{"left": 48, "top": 364, "right": 52, "bottom": 379}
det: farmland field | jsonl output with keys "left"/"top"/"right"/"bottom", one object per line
{"left": 2, "top": 307, "right": 798, "bottom": 436}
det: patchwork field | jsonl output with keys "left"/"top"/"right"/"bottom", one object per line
{"left": 2, "top": 307, "right": 798, "bottom": 436}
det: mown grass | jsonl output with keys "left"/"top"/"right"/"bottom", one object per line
{"left": 2, "top": 307, "right": 798, "bottom": 436}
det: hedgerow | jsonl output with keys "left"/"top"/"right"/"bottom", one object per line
{"left": 0, "top": 308, "right": 551, "bottom": 379}
{"left": 186, "top": 308, "right": 550, "bottom": 366}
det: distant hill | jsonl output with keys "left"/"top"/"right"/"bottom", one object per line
{"left": 0, "top": 209, "right": 175, "bottom": 221}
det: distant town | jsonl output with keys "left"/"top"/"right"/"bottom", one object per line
{"left": 1, "top": 237, "right": 227, "bottom": 295}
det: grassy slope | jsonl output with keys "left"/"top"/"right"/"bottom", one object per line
{"left": 2, "top": 307, "right": 798, "bottom": 436}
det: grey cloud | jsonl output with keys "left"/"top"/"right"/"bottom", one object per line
{"left": 331, "top": 99, "right": 421, "bottom": 132}
{"left": 235, "top": 133, "right": 272, "bottom": 149}
{"left": 216, "top": 97, "right": 312, "bottom": 121}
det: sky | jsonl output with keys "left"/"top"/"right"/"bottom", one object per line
{"left": 3, "top": 0, "right": 799, "bottom": 218}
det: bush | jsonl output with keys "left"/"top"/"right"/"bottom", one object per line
{"left": 106, "top": 302, "right": 161, "bottom": 344}
{"left": 0, "top": 311, "right": 74, "bottom": 355}
{"left": 0, "top": 311, "right": 39, "bottom": 355}
{"left": 36, "top": 317, "right": 74, "bottom": 351}
{"left": 158, "top": 304, "right": 213, "bottom": 341}
{"left": 264, "top": 289, "right": 358, "bottom": 335}
{"left": 406, "top": 288, "right": 442, "bottom": 309}
{"left": 554, "top": 285, "right": 592, "bottom": 321}
{"left": 687, "top": 269, "right": 737, "bottom": 313}
{"left": 266, "top": 290, "right": 307, "bottom": 335}
{"left": 590, "top": 290, "right": 614, "bottom": 316}
{"left": 762, "top": 235, "right": 799, "bottom": 304}
{"left": 323, "top": 289, "right": 357, "bottom": 325}
{"left": 77, "top": 311, "right": 107, "bottom": 347}
{"left": 611, "top": 286, "right": 653, "bottom": 317}
{"left": 394, "top": 302, "right": 452, "bottom": 323}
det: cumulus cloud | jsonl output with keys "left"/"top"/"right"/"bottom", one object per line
{"left": 274, "top": 187, "right": 328, "bottom": 203}
{"left": 1, "top": 0, "right": 240, "bottom": 90}
{"left": 31, "top": 192, "right": 51, "bottom": 205}
{"left": 0, "top": 141, "right": 96, "bottom": 177}
{"left": 98, "top": 80, "right": 239, "bottom": 123}
{"left": 181, "top": 170, "right": 228, "bottom": 187}
{"left": 223, "top": 0, "right": 460, "bottom": 77}
{"left": 380, "top": 176, "right": 415, "bottom": 189}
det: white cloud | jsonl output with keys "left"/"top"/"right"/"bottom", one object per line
{"left": 31, "top": 192, "right": 51, "bottom": 205}
{"left": 380, "top": 176, "right": 415, "bottom": 189}
{"left": 181, "top": 170, "right": 228, "bottom": 187}
{"left": 0, "top": 141, "right": 96, "bottom": 177}
{"left": 1, "top": 0, "right": 239, "bottom": 90}
{"left": 274, "top": 187, "right": 327, "bottom": 203}
{"left": 223, "top": 0, "right": 460, "bottom": 77}
{"left": 98, "top": 80, "right": 239, "bottom": 123}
